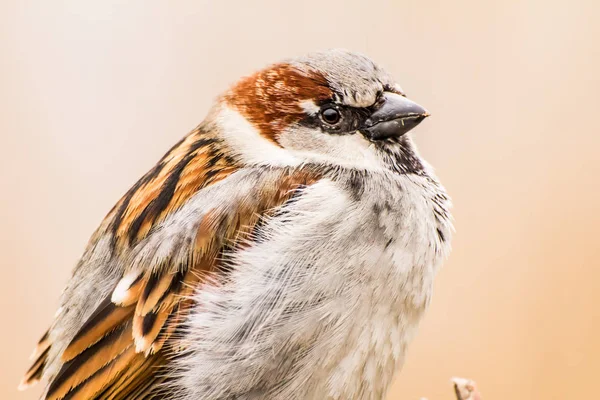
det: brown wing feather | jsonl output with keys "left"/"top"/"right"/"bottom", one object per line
{"left": 136, "top": 270, "right": 182, "bottom": 317}
{"left": 95, "top": 353, "right": 168, "bottom": 400}
{"left": 62, "top": 300, "right": 135, "bottom": 363}
{"left": 47, "top": 324, "right": 134, "bottom": 400}
{"left": 46, "top": 261, "right": 206, "bottom": 399}
{"left": 57, "top": 347, "right": 140, "bottom": 400}
{"left": 22, "top": 125, "right": 323, "bottom": 399}
{"left": 31, "top": 329, "right": 52, "bottom": 360}
{"left": 19, "top": 336, "right": 50, "bottom": 390}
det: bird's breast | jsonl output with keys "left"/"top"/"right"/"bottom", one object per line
{"left": 173, "top": 170, "right": 452, "bottom": 400}
{"left": 318, "top": 171, "right": 452, "bottom": 399}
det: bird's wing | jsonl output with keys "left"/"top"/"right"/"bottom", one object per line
{"left": 20, "top": 127, "right": 322, "bottom": 400}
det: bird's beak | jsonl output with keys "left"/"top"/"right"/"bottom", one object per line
{"left": 361, "top": 92, "right": 430, "bottom": 140}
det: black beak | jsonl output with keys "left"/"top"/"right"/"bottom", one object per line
{"left": 361, "top": 92, "right": 430, "bottom": 140}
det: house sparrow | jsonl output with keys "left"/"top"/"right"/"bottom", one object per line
{"left": 20, "top": 49, "right": 452, "bottom": 400}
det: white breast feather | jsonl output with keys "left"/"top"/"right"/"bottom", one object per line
{"left": 172, "top": 171, "right": 452, "bottom": 400}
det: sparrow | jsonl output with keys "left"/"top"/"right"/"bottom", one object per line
{"left": 20, "top": 49, "right": 452, "bottom": 400}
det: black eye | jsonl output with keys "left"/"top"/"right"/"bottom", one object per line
{"left": 320, "top": 107, "right": 341, "bottom": 125}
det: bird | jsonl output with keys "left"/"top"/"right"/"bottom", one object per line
{"left": 20, "top": 49, "right": 452, "bottom": 400}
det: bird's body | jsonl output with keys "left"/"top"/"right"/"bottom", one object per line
{"left": 21, "top": 50, "right": 452, "bottom": 400}
{"left": 176, "top": 167, "right": 451, "bottom": 400}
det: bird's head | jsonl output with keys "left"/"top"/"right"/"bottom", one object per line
{"left": 212, "top": 49, "right": 429, "bottom": 172}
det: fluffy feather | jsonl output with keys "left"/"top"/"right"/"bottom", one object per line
{"left": 22, "top": 49, "right": 452, "bottom": 400}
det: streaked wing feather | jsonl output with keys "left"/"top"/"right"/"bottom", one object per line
{"left": 62, "top": 299, "right": 134, "bottom": 363}
{"left": 47, "top": 323, "right": 134, "bottom": 400}
{"left": 22, "top": 128, "right": 322, "bottom": 398}
{"left": 19, "top": 344, "right": 50, "bottom": 390}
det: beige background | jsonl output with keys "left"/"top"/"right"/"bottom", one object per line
{"left": 2, "top": 1, "right": 599, "bottom": 399}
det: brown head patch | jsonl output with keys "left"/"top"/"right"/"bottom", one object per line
{"left": 224, "top": 64, "right": 333, "bottom": 144}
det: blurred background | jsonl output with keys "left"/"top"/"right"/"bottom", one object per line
{"left": 1, "top": 1, "right": 599, "bottom": 399}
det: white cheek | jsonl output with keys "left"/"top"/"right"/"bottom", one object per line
{"left": 215, "top": 106, "right": 300, "bottom": 167}
{"left": 279, "top": 127, "right": 387, "bottom": 171}
{"left": 216, "top": 104, "right": 385, "bottom": 171}
{"left": 323, "top": 134, "right": 385, "bottom": 169}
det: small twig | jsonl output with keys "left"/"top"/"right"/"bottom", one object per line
{"left": 451, "top": 377, "right": 482, "bottom": 400}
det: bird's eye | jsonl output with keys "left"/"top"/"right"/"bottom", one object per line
{"left": 320, "top": 107, "right": 342, "bottom": 125}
